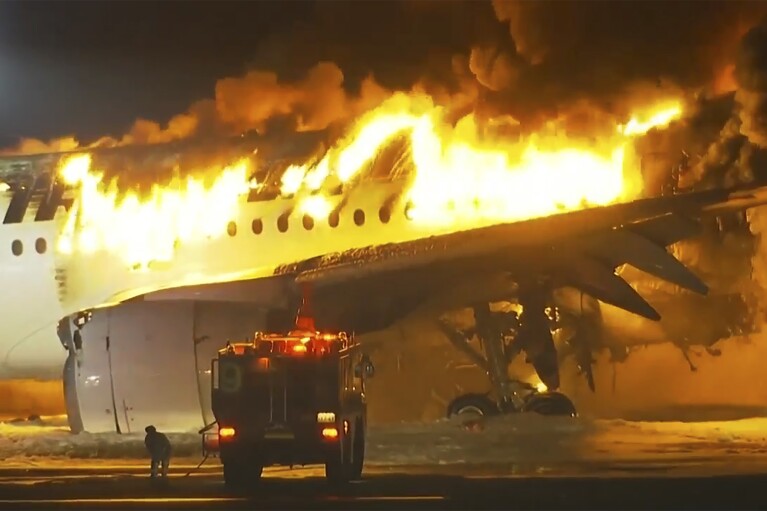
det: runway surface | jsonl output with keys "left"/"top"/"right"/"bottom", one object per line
{"left": 4, "top": 414, "right": 767, "bottom": 508}
{"left": 1, "top": 461, "right": 767, "bottom": 510}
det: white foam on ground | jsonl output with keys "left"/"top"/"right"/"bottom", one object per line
{"left": 2, "top": 414, "right": 767, "bottom": 469}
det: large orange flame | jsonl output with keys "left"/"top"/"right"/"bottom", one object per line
{"left": 55, "top": 92, "right": 683, "bottom": 268}
{"left": 283, "top": 93, "right": 682, "bottom": 226}
{"left": 58, "top": 155, "right": 252, "bottom": 268}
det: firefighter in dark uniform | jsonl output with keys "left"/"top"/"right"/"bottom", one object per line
{"left": 144, "top": 425, "right": 172, "bottom": 479}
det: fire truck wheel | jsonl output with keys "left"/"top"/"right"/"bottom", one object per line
{"left": 325, "top": 429, "right": 353, "bottom": 485}
{"left": 350, "top": 418, "right": 365, "bottom": 480}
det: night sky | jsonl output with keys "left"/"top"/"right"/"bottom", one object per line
{"left": 0, "top": 0, "right": 488, "bottom": 149}
{"left": 0, "top": 1, "right": 315, "bottom": 147}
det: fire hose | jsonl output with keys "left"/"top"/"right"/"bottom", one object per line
{"left": 182, "top": 453, "right": 210, "bottom": 478}
{"left": 181, "top": 421, "right": 217, "bottom": 478}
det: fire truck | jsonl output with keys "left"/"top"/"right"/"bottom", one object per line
{"left": 202, "top": 328, "right": 374, "bottom": 489}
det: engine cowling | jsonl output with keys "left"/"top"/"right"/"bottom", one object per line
{"left": 64, "top": 298, "right": 267, "bottom": 433}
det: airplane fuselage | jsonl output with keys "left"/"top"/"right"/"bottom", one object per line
{"left": 0, "top": 168, "right": 751, "bottom": 380}
{"left": 0, "top": 176, "right": 524, "bottom": 379}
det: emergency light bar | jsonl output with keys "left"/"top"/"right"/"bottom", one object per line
{"left": 220, "top": 331, "right": 351, "bottom": 358}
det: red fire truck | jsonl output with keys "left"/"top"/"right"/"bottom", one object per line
{"left": 202, "top": 329, "right": 374, "bottom": 489}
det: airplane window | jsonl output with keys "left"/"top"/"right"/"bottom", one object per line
{"left": 252, "top": 219, "right": 263, "bottom": 235}
{"left": 354, "top": 209, "right": 365, "bottom": 226}
{"left": 277, "top": 213, "right": 289, "bottom": 233}
{"left": 379, "top": 206, "right": 391, "bottom": 224}
{"left": 302, "top": 215, "right": 314, "bottom": 230}
{"left": 227, "top": 221, "right": 237, "bottom": 237}
{"left": 11, "top": 240, "right": 22, "bottom": 256}
{"left": 328, "top": 211, "right": 340, "bottom": 228}
{"left": 35, "top": 238, "right": 47, "bottom": 254}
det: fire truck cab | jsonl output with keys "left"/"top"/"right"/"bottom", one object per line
{"left": 205, "top": 329, "right": 373, "bottom": 489}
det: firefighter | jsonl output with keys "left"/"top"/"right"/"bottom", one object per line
{"left": 144, "top": 425, "right": 172, "bottom": 479}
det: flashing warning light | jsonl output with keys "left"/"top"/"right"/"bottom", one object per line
{"left": 322, "top": 427, "right": 339, "bottom": 440}
{"left": 219, "top": 427, "right": 236, "bottom": 439}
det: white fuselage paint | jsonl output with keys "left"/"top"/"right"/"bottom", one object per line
{"left": 0, "top": 178, "right": 697, "bottom": 382}
{"left": 0, "top": 178, "right": 487, "bottom": 381}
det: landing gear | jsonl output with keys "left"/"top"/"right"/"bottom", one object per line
{"left": 446, "top": 393, "right": 498, "bottom": 418}
{"left": 521, "top": 391, "right": 577, "bottom": 417}
{"left": 447, "top": 388, "right": 576, "bottom": 419}
{"left": 439, "top": 283, "right": 579, "bottom": 419}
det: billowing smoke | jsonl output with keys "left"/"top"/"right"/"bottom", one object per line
{"left": 565, "top": 16, "right": 767, "bottom": 419}
{"left": 2, "top": 63, "right": 394, "bottom": 155}
{"left": 736, "top": 20, "right": 767, "bottom": 319}
{"left": 10, "top": 1, "right": 767, "bottom": 155}
{"left": 481, "top": 1, "right": 765, "bottom": 123}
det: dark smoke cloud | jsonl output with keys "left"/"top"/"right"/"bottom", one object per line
{"left": 625, "top": 16, "right": 767, "bottom": 336}
{"left": 7, "top": 1, "right": 767, "bottom": 156}
{"left": 731, "top": 19, "right": 767, "bottom": 318}
{"left": 736, "top": 20, "right": 767, "bottom": 150}
{"left": 483, "top": 0, "right": 767, "bottom": 125}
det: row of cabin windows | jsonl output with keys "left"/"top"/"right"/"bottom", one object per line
{"left": 11, "top": 238, "right": 47, "bottom": 256}
{"left": 229, "top": 204, "right": 404, "bottom": 237}
{"left": 8, "top": 205, "right": 403, "bottom": 255}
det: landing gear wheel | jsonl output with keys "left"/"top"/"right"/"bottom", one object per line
{"left": 521, "top": 391, "right": 577, "bottom": 417}
{"left": 446, "top": 393, "right": 498, "bottom": 418}
{"left": 223, "top": 460, "right": 263, "bottom": 490}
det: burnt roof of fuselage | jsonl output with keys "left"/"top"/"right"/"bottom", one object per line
{"left": 0, "top": 127, "right": 416, "bottom": 199}
{"left": 0, "top": 130, "right": 332, "bottom": 186}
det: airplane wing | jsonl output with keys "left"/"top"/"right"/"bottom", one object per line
{"left": 273, "top": 182, "right": 767, "bottom": 334}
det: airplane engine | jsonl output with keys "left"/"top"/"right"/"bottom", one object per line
{"left": 61, "top": 298, "right": 268, "bottom": 434}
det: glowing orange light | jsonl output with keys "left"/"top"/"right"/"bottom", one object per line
{"left": 293, "top": 344, "right": 308, "bottom": 354}
{"left": 219, "top": 427, "right": 236, "bottom": 439}
{"left": 322, "top": 427, "right": 339, "bottom": 439}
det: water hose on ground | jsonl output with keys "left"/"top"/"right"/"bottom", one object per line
{"left": 181, "top": 420, "right": 217, "bottom": 477}
{"left": 183, "top": 453, "right": 210, "bottom": 477}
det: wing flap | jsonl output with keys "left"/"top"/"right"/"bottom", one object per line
{"left": 580, "top": 228, "right": 708, "bottom": 295}
{"left": 564, "top": 257, "right": 661, "bottom": 320}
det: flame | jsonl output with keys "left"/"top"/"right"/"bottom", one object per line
{"left": 55, "top": 92, "right": 683, "bottom": 269}
{"left": 618, "top": 102, "right": 683, "bottom": 136}
{"left": 284, "top": 93, "right": 683, "bottom": 226}
{"left": 57, "top": 154, "right": 252, "bottom": 268}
